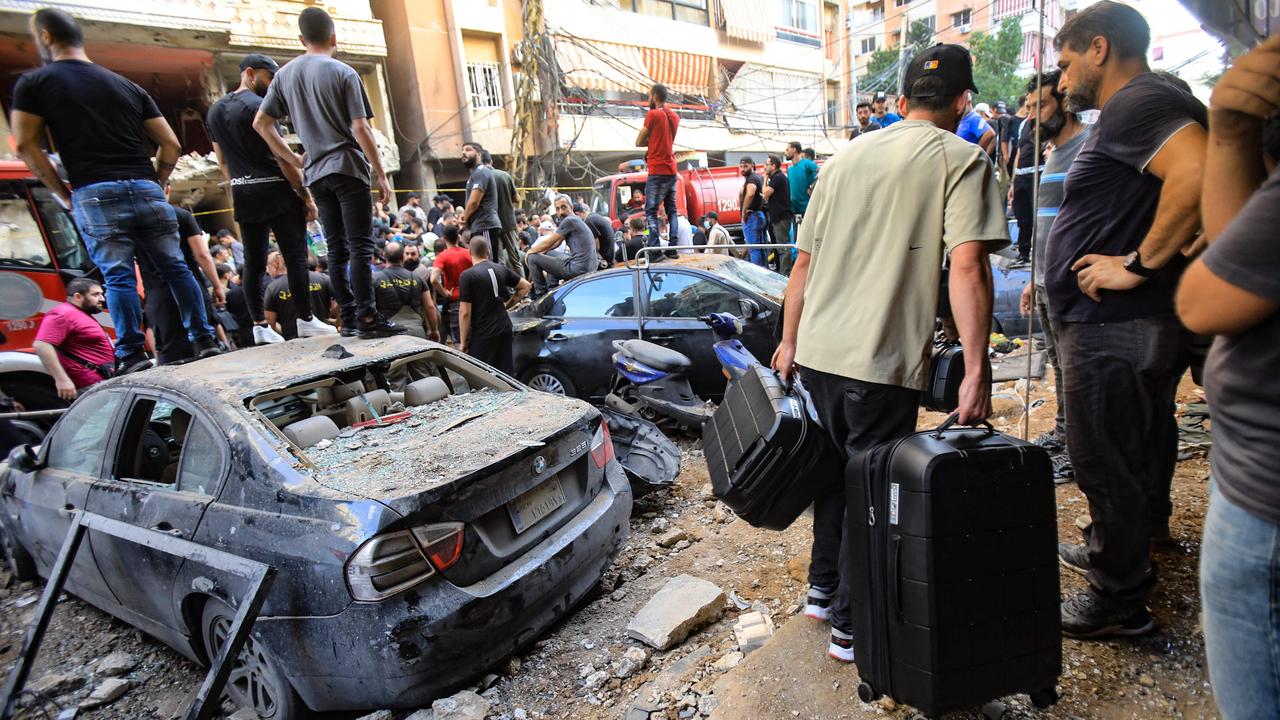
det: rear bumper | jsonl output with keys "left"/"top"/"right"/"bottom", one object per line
{"left": 254, "top": 461, "right": 633, "bottom": 712}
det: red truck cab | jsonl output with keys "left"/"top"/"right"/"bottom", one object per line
{"left": 0, "top": 160, "right": 101, "bottom": 410}
{"left": 591, "top": 160, "right": 824, "bottom": 234}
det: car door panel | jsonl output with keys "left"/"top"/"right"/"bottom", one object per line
{"left": 542, "top": 273, "right": 641, "bottom": 400}
{"left": 640, "top": 270, "right": 746, "bottom": 399}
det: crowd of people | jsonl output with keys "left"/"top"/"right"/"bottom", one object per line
{"left": 14, "top": 2, "right": 1280, "bottom": 717}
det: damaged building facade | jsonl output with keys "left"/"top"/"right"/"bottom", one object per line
{"left": 0, "top": 0, "right": 398, "bottom": 234}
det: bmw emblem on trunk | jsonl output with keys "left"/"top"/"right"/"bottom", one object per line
{"left": 532, "top": 456, "right": 547, "bottom": 475}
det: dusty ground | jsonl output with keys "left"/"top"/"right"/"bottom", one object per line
{"left": 0, "top": 372, "right": 1218, "bottom": 720}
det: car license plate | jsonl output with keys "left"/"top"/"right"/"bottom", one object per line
{"left": 507, "top": 477, "right": 566, "bottom": 535}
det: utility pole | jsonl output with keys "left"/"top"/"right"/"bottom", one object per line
{"left": 897, "top": 19, "right": 910, "bottom": 96}
{"left": 510, "top": 0, "right": 548, "bottom": 204}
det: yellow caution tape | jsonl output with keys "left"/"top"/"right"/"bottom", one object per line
{"left": 189, "top": 186, "right": 600, "bottom": 218}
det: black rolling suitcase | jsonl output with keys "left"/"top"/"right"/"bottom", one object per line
{"left": 847, "top": 415, "right": 1061, "bottom": 718}
{"left": 702, "top": 364, "right": 839, "bottom": 531}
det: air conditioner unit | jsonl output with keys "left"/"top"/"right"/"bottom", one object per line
{"left": 958, "top": 23, "right": 971, "bottom": 33}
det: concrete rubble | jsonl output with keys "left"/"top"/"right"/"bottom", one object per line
{"left": 79, "top": 677, "right": 132, "bottom": 709}
{"left": 732, "top": 611, "right": 775, "bottom": 655}
{"left": 626, "top": 575, "right": 726, "bottom": 650}
{"left": 95, "top": 650, "right": 137, "bottom": 677}
{"left": 431, "top": 689, "right": 491, "bottom": 719}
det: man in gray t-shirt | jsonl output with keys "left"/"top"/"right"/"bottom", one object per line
{"left": 460, "top": 142, "right": 501, "bottom": 235}
{"left": 525, "top": 194, "right": 599, "bottom": 296}
{"left": 253, "top": 6, "right": 404, "bottom": 339}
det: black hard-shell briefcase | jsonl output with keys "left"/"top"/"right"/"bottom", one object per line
{"left": 846, "top": 415, "right": 1061, "bottom": 718}
{"left": 702, "top": 364, "right": 839, "bottom": 531}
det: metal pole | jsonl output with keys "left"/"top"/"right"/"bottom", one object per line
{"left": 1023, "top": 0, "right": 1047, "bottom": 441}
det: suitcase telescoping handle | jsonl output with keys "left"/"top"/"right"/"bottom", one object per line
{"left": 932, "top": 412, "right": 996, "bottom": 439}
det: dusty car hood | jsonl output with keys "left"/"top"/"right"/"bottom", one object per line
{"left": 301, "top": 389, "right": 593, "bottom": 506}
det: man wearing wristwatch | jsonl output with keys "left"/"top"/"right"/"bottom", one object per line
{"left": 10, "top": 8, "right": 220, "bottom": 375}
{"left": 1044, "top": 2, "right": 1207, "bottom": 640}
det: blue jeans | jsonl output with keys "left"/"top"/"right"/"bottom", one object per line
{"left": 72, "top": 179, "right": 213, "bottom": 358}
{"left": 1201, "top": 481, "right": 1280, "bottom": 720}
{"left": 743, "top": 210, "right": 768, "bottom": 267}
{"left": 644, "top": 174, "right": 678, "bottom": 247}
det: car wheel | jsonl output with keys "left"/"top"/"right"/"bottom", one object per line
{"left": 0, "top": 520, "right": 36, "bottom": 582}
{"left": 522, "top": 365, "right": 576, "bottom": 397}
{"left": 201, "top": 599, "right": 303, "bottom": 720}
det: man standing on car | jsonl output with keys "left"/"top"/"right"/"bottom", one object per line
{"left": 209, "top": 53, "right": 335, "bottom": 346}
{"left": 526, "top": 194, "right": 598, "bottom": 296}
{"left": 459, "top": 236, "right": 531, "bottom": 374}
{"left": 12, "top": 8, "right": 219, "bottom": 374}
{"left": 33, "top": 278, "right": 115, "bottom": 401}
{"left": 636, "top": 83, "right": 680, "bottom": 248}
{"left": 739, "top": 158, "right": 767, "bottom": 267}
{"left": 772, "top": 44, "right": 1005, "bottom": 663}
{"left": 253, "top": 6, "right": 404, "bottom": 339}
{"left": 1046, "top": 1, "right": 1206, "bottom": 640}
{"left": 763, "top": 155, "right": 793, "bottom": 273}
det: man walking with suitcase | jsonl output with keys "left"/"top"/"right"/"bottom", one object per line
{"left": 1046, "top": 1, "right": 1206, "bottom": 639}
{"left": 772, "top": 45, "right": 1006, "bottom": 662}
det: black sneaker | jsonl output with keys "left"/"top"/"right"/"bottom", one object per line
{"left": 1060, "top": 589, "right": 1154, "bottom": 639}
{"left": 193, "top": 335, "right": 222, "bottom": 360}
{"left": 114, "top": 351, "right": 152, "bottom": 376}
{"left": 804, "top": 585, "right": 833, "bottom": 622}
{"left": 1058, "top": 543, "right": 1090, "bottom": 577}
{"left": 356, "top": 317, "right": 408, "bottom": 339}
{"left": 828, "top": 628, "right": 854, "bottom": 663}
{"left": 1034, "top": 431, "right": 1065, "bottom": 453}
{"left": 1051, "top": 453, "right": 1075, "bottom": 485}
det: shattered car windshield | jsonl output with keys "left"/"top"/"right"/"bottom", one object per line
{"left": 703, "top": 260, "right": 787, "bottom": 305}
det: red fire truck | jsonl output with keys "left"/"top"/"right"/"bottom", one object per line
{"left": 0, "top": 160, "right": 102, "bottom": 412}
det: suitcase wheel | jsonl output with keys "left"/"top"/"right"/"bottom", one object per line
{"left": 856, "top": 681, "right": 880, "bottom": 703}
{"left": 1030, "top": 688, "right": 1060, "bottom": 709}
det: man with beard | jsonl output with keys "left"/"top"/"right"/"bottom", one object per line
{"left": 403, "top": 242, "right": 430, "bottom": 283}
{"left": 739, "top": 158, "right": 767, "bottom": 267}
{"left": 636, "top": 83, "right": 680, "bottom": 248}
{"left": 849, "top": 101, "right": 881, "bottom": 138}
{"left": 12, "top": 8, "right": 219, "bottom": 374}
{"left": 1046, "top": 0, "right": 1206, "bottom": 639}
{"left": 480, "top": 150, "right": 525, "bottom": 277}
{"left": 34, "top": 278, "right": 115, "bottom": 400}
{"left": 526, "top": 194, "right": 598, "bottom": 296}
{"left": 209, "top": 53, "right": 334, "bottom": 346}
{"left": 1017, "top": 70, "right": 1088, "bottom": 469}
{"left": 254, "top": 6, "right": 404, "bottom": 339}
{"left": 373, "top": 241, "right": 439, "bottom": 340}
{"left": 459, "top": 142, "right": 502, "bottom": 249}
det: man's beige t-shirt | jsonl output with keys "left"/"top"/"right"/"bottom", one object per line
{"left": 795, "top": 119, "right": 1009, "bottom": 391}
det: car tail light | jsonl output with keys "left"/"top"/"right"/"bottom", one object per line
{"left": 345, "top": 530, "right": 434, "bottom": 602}
{"left": 412, "top": 523, "right": 464, "bottom": 571}
{"left": 591, "top": 420, "right": 614, "bottom": 468}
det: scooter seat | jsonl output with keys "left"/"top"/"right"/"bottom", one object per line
{"left": 618, "top": 339, "right": 692, "bottom": 372}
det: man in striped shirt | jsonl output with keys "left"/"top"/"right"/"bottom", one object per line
{"left": 458, "top": 236, "right": 531, "bottom": 374}
{"left": 1018, "top": 69, "right": 1090, "bottom": 459}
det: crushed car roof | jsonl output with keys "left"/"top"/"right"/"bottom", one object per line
{"left": 138, "top": 335, "right": 435, "bottom": 402}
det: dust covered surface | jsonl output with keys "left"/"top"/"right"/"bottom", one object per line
{"left": 305, "top": 389, "right": 591, "bottom": 497}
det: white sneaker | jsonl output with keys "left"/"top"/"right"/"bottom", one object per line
{"left": 828, "top": 628, "right": 855, "bottom": 663}
{"left": 297, "top": 316, "right": 338, "bottom": 337}
{"left": 804, "top": 586, "right": 833, "bottom": 622}
{"left": 253, "top": 324, "right": 285, "bottom": 345}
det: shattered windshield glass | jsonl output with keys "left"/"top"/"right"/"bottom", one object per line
{"left": 704, "top": 259, "right": 787, "bottom": 304}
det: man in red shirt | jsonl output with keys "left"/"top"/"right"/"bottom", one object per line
{"left": 635, "top": 83, "right": 679, "bottom": 248}
{"left": 33, "top": 277, "right": 116, "bottom": 401}
{"left": 431, "top": 224, "right": 473, "bottom": 344}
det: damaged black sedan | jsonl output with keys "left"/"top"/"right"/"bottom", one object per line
{"left": 0, "top": 336, "right": 633, "bottom": 718}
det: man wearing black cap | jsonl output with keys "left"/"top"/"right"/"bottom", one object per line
{"left": 871, "top": 91, "right": 903, "bottom": 128}
{"left": 208, "top": 53, "right": 334, "bottom": 346}
{"left": 772, "top": 44, "right": 1006, "bottom": 664}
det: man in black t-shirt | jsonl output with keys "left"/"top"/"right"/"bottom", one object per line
{"left": 1046, "top": 1, "right": 1207, "bottom": 641}
{"left": 762, "top": 155, "right": 792, "bottom": 273}
{"left": 458, "top": 236, "right": 530, "bottom": 375}
{"left": 575, "top": 203, "right": 616, "bottom": 270}
{"left": 209, "top": 53, "right": 335, "bottom": 346}
{"left": 139, "top": 196, "right": 227, "bottom": 364}
{"left": 11, "top": 8, "right": 218, "bottom": 373}
{"left": 264, "top": 260, "right": 338, "bottom": 340}
{"left": 372, "top": 242, "right": 439, "bottom": 340}
{"left": 738, "top": 158, "right": 767, "bottom": 267}
{"left": 1007, "top": 113, "right": 1042, "bottom": 263}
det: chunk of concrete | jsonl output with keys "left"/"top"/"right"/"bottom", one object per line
{"left": 79, "top": 678, "right": 132, "bottom": 710}
{"left": 711, "top": 651, "right": 744, "bottom": 672}
{"left": 627, "top": 575, "right": 726, "bottom": 650}
{"left": 404, "top": 710, "right": 435, "bottom": 720}
{"left": 733, "top": 611, "right": 775, "bottom": 655}
{"left": 95, "top": 651, "right": 137, "bottom": 677}
{"left": 353, "top": 712, "right": 393, "bottom": 720}
{"left": 28, "top": 672, "right": 83, "bottom": 697}
{"left": 431, "top": 689, "right": 491, "bottom": 720}
{"left": 656, "top": 528, "right": 688, "bottom": 548}
{"left": 615, "top": 646, "right": 649, "bottom": 678}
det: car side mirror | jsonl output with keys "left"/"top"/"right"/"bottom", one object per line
{"left": 7, "top": 444, "right": 42, "bottom": 474}
{"left": 738, "top": 298, "right": 761, "bottom": 320}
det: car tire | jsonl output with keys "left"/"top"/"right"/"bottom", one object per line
{"left": 0, "top": 520, "right": 36, "bottom": 582}
{"left": 200, "top": 599, "right": 303, "bottom": 720}
{"left": 522, "top": 364, "right": 576, "bottom": 397}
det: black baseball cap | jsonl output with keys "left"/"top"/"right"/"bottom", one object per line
{"left": 901, "top": 44, "right": 979, "bottom": 99}
{"left": 874, "top": 91, "right": 888, "bottom": 102}
{"left": 240, "top": 53, "right": 280, "bottom": 74}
